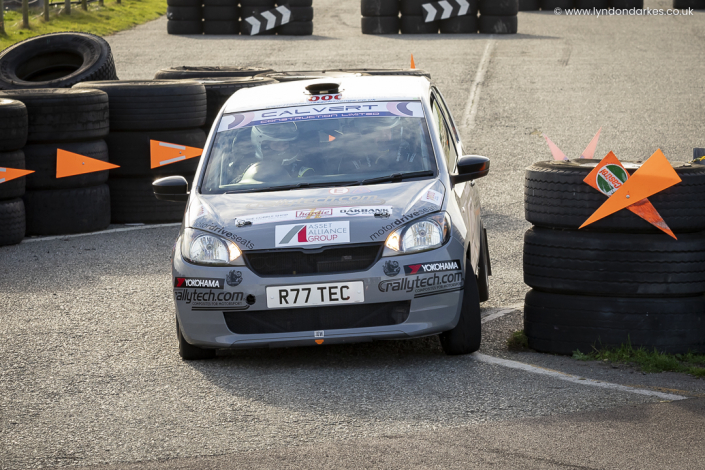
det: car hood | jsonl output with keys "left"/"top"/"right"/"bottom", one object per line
{"left": 186, "top": 179, "right": 446, "bottom": 251}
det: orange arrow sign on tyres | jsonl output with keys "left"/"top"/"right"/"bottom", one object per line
{"left": 150, "top": 140, "right": 202, "bottom": 169}
{"left": 0, "top": 167, "right": 34, "bottom": 184}
{"left": 56, "top": 149, "right": 120, "bottom": 178}
{"left": 580, "top": 149, "right": 681, "bottom": 229}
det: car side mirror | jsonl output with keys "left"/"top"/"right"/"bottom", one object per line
{"left": 153, "top": 176, "right": 189, "bottom": 202}
{"left": 450, "top": 155, "right": 490, "bottom": 185}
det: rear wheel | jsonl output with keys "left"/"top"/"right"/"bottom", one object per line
{"left": 177, "top": 316, "right": 216, "bottom": 360}
{"left": 440, "top": 260, "right": 482, "bottom": 355}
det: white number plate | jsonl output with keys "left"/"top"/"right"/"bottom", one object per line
{"left": 266, "top": 281, "right": 365, "bottom": 308}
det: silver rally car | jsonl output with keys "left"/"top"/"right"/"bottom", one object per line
{"left": 154, "top": 75, "right": 491, "bottom": 360}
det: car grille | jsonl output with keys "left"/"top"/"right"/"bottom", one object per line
{"left": 223, "top": 301, "right": 411, "bottom": 335}
{"left": 244, "top": 244, "right": 383, "bottom": 277}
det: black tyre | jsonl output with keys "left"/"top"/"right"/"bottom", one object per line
{"left": 24, "top": 140, "right": 109, "bottom": 190}
{"left": 166, "top": 6, "right": 202, "bottom": 20}
{"left": 188, "top": 77, "right": 277, "bottom": 127}
{"left": 0, "top": 150, "right": 25, "bottom": 200}
{"left": 479, "top": 0, "right": 518, "bottom": 15}
{"left": 0, "top": 99, "right": 28, "bottom": 151}
{"left": 177, "top": 316, "right": 217, "bottom": 360}
{"left": 240, "top": 5, "right": 272, "bottom": 17}
{"left": 277, "top": 21, "right": 314, "bottom": 35}
{"left": 575, "top": 0, "right": 608, "bottom": 7}
{"left": 361, "top": 0, "right": 400, "bottom": 16}
{"left": 361, "top": 16, "right": 400, "bottom": 34}
{"left": 672, "top": 0, "right": 704, "bottom": 8}
{"left": 0, "top": 32, "right": 117, "bottom": 90}
{"left": 524, "top": 160, "right": 705, "bottom": 233}
{"left": 258, "top": 71, "right": 355, "bottom": 82}
{"left": 401, "top": 0, "right": 477, "bottom": 15}
{"left": 610, "top": 0, "right": 643, "bottom": 6}
{"left": 400, "top": 15, "right": 439, "bottom": 34}
{"left": 73, "top": 80, "right": 207, "bottom": 131}
{"left": 478, "top": 15, "right": 517, "bottom": 34}
{"left": 23, "top": 184, "right": 110, "bottom": 235}
{"left": 524, "top": 227, "right": 705, "bottom": 297}
{"left": 154, "top": 66, "right": 273, "bottom": 80}
{"left": 203, "top": 21, "right": 240, "bottom": 34}
{"left": 524, "top": 290, "right": 705, "bottom": 355}
{"left": 277, "top": 0, "right": 312, "bottom": 5}
{"left": 168, "top": 0, "right": 201, "bottom": 6}
{"left": 203, "top": 5, "right": 239, "bottom": 20}
{"left": 105, "top": 128, "right": 206, "bottom": 178}
{"left": 239, "top": 0, "right": 274, "bottom": 5}
{"left": 203, "top": 0, "right": 235, "bottom": 5}
{"left": 518, "top": 0, "right": 541, "bottom": 10}
{"left": 542, "top": 0, "right": 573, "bottom": 9}
{"left": 167, "top": 20, "right": 203, "bottom": 35}
{"left": 439, "top": 262, "right": 482, "bottom": 355}
{"left": 440, "top": 14, "right": 478, "bottom": 33}
{"left": 477, "top": 227, "right": 490, "bottom": 302}
{"left": 289, "top": 6, "right": 314, "bottom": 21}
{"left": 108, "top": 177, "right": 189, "bottom": 223}
{"left": 0, "top": 198, "right": 25, "bottom": 246}
{"left": 0, "top": 89, "right": 109, "bottom": 143}
{"left": 342, "top": 68, "right": 431, "bottom": 79}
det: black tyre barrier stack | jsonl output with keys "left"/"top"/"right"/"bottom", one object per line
{"left": 523, "top": 160, "right": 705, "bottom": 355}
{"left": 361, "top": 0, "right": 400, "bottom": 34}
{"left": 167, "top": 0, "right": 203, "bottom": 34}
{"left": 400, "top": 0, "right": 439, "bottom": 34}
{"left": 440, "top": 0, "right": 479, "bottom": 34}
{"left": 673, "top": 0, "right": 705, "bottom": 9}
{"left": 0, "top": 32, "right": 118, "bottom": 90}
{"left": 0, "top": 89, "right": 112, "bottom": 236}
{"left": 479, "top": 0, "right": 517, "bottom": 34}
{"left": 276, "top": 0, "right": 314, "bottom": 35}
{"left": 154, "top": 66, "right": 274, "bottom": 80}
{"left": 203, "top": 0, "right": 239, "bottom": 35}
{"left": 73, "top": 80, "right": 207, "bottom": 223}
{"left": 0, "top": 99, "right": 28, "bottom": 246}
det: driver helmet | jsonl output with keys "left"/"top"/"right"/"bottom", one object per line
{"left": 251, "top": 122, "right": 299, "bottom": 161}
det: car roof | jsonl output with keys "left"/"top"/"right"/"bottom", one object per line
{"left": 222, "top": 75, "right": 432, "bottom": 114}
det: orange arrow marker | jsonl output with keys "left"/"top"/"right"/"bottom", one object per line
{"left": 580, "top": 149, "right": 681, "bottom": 229}
{"left": 315, "top": 339, "right": 324, "bottom": 345}
{"left": 0, "top": 167, "right": 34, "bottom": 184}
{"left": 56, "top": 149, "right": 119, "bottom": 178}
{"left": 150, "top": 140, "right": 202, "bottom": 169}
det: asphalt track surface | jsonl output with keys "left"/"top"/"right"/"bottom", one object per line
{"left": 2, "top": 1, "right": 705, "bottom": 468}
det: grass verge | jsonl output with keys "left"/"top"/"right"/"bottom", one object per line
{"left": 0, "top": 0, "right": 166, "bottom": 51}
{"left": 573, "top": 341, "right": 705, "bottom": 378}
{"left": 507, "top": 329, "right": 529, "bottom": 351}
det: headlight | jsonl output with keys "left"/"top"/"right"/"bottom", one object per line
{"left": 385, "top": 212, "right": 451, "bottom": 253}
{"left": 181, "top": 228, "right": 242, "bottom": 266}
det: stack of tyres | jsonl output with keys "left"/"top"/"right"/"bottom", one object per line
{"left": 73, "top": 81, "right": 207, "bottom": 224}
{"left": 276, "top": 0, "right": 314, "bottom": 35}
{"left": 240, "top": 0, "right": 277, "bottom": 35}
{"left": 203, "top": 0, "right": 239, "bottom": 35}
{"left": 673, "top": 0, "right": 705, "bottom": 9}
{"left": 439, "top": 0, "right": 479, "bottom": 33}
{"left": 361, "top": 0, "right": 400, "bottom": 35}
{"left": 540, "top": 0, "right": 572, "bottom": 11}
{"left": 523, "top": 160, "right": 705, "bottom": 355}
{"left": 0, "top": 99, "right": 28, "bottom": 246}
{"left": 0, "top": 89, "right": 112, "bottom": 236}
{"left": 478, "top": 0, "right": 517, "bottom": 34}
{"left": 167, "top": 0, "right": 203, "bottom": 35}
{"left": 400, "top": 0, "right": 439, "bottom": 34}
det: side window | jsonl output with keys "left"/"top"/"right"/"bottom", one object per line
{"left": 433, "top": 87, "right": 461, "bottom": 146}
{"left": 431, "top": 99, "right": 458, "bottom": 173}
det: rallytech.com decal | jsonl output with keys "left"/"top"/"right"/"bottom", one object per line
{"left": 378, "top": 272, "right": 464, "bottom": 298}
{"left": 275, "top": 221, "right": 350, "bottom": 247}
{"left": 403, "top": 260, "right": 461, "bottom": 276}
{"left": 174, "top": 289, "right": 249, "bottom": 310}
{"left": 174, "top": 277, "right": 224, "bottom": 289}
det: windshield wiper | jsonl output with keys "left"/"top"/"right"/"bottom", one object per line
{"left": 224, "top": 183, "right": 312, "bottom": 194}
{"left": 359, "top": 171, "right": 434, "bottom": 186}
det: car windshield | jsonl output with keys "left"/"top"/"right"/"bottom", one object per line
{"left": 200, "top": 100, "right": 437, "bottom": 194}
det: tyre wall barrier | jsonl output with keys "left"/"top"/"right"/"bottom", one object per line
{"left": 362, "top": 0, "right": 517, "bottom": 35}
{"left": 73, "top": 80, "right": 208, "bottom": 224}
{"left": 523, "top": 159, "right": 705, "bottom": 355}
{"left": 0, "top": 99, "right": 28, "bottom": 246}
{"left": 521, "top": 1, "right": 645, "bottom": 11}
{"left": 673, "top": 0, "right": 705, "bottom": 10}
{"left": 167, "top": 0, "right": 314, "bottom": 36}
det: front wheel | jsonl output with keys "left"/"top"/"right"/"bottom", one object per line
{"left": 439, "top": 261, "right": 482, "bottom": 355}
{"left": 176, "top": 315, "right": 216, "bottom": 360}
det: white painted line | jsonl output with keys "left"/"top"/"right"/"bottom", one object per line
{"left": 160, "top": 155, "right": 187, "bottom": 166}
{"left": 462, "top": 38, "right": 495, "bottom": 130}
{"left": 471, "top": 353, "right": 687, "bottom": 401}
{"left": 21, "top": 223, "right": 181, "bottom": 243}
{"left": 481, "top": 304, "right": 523, "bottom": 324}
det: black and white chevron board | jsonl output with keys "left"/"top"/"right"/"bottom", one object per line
{"left": 421, "top": 0, "right": 471, "bottom": 22}
{"left": 242, "top": 5, "right": 291, "bottom": 35}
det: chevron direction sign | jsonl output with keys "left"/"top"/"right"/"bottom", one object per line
{"left": 242, "top": 5, "right": 291, "bottom": 35}
{"left": 422, "top": 0, "right": 470, "bottom": 22}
